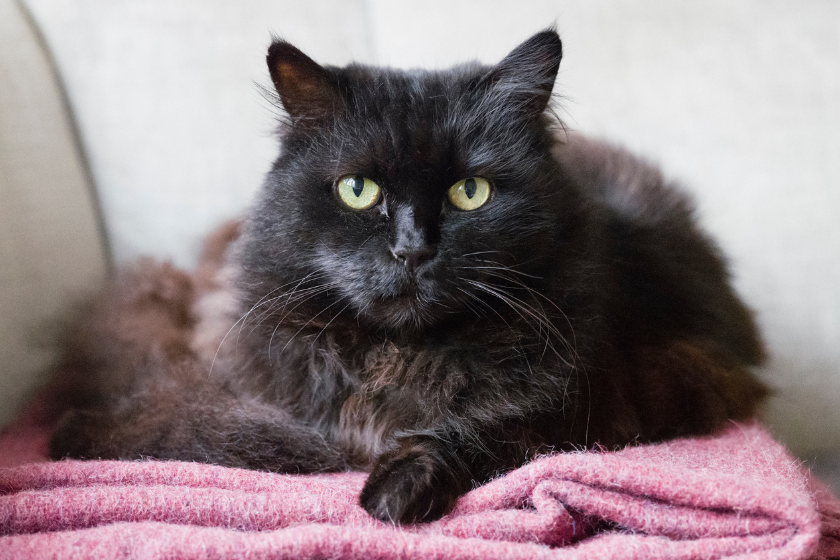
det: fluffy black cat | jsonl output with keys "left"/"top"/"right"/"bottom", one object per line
{"left": 49, "top": 29, "right": 766, "bottom": 524}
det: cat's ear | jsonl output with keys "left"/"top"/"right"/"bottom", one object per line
{"left": 267, "top": 40, "right": 342, "bottom": 126}
{"left": 486, "top": 29, "right": 563, "bottom": 116}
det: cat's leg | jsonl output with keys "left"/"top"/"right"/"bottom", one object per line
{"left": 360, "top": 434, "right": 469, "bottom": 523}
{"left": 49, "top": 256, "right": 344, "bottom": 473}
{"left": 49, "top": 376, "right": 346, "bottom": 473}
{"left": 359, "top": 427, "right": 532, "bottom": 523}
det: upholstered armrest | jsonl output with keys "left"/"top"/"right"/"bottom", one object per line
{"left": 0, "top": 0, "right": 108, "bottom": 426}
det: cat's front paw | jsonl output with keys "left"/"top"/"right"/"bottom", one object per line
{"left": 360, "top": 437, "right": 467, "bottom": 524}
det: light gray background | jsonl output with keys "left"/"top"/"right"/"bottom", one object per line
{"left": 5, "top": 1, "right": 839, "bottom": 459}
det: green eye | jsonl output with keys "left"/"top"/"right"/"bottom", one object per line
{"left": 337, "top": 175, "right": 381, "bottom": 210}
{"left": 447, "top": 177, "right": 491, "bottom": 211}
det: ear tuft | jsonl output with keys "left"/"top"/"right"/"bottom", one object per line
{"left": 266, "top": 40, "right": 341, "bottom": 125}
{"left": 487, "top": 29, "right": 563, "bottom": 116}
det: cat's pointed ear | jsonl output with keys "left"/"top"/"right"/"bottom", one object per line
{"left": 486, "top": 29, "right": 563, "bottom": 116}
{"left": 267, "top": 40, "right": 342, "bottom": 126}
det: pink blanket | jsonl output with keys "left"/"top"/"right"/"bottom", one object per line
{"left": 2, "top": 397, "right": 839, "bottom": 559}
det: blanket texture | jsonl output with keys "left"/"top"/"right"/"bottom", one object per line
{"left": 1, "top": 396, "right": 839, "bottom": 559}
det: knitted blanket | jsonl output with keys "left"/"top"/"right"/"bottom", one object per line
{"left": 2, "top": 397, "right": 839, "bottom": 559}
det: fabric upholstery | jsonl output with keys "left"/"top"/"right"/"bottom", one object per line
{"left": 0, "top": 0, "right": 108, "bottom": 427}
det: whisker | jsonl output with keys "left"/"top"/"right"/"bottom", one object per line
{"left": 461, "top": 250, "right": 500, "bottom": 257}
{"left": 466, "top": 265, "right": 542, "bottom": 280}
{"left": 456, "top": 285, "right": 513, "bottom": 329}
{"left": 460, "top": 261, "right": 590, "bottom": 436}
{"left": 452, "top": 290, "right": 486, "bottom": 319}
{"left": 207, "top": 272, "right": 330, "bottom": 378}
{"left": 263, "top": 280, "right": 340, "bottom": 355}
{"left": 462, "top": 278, "right": 576, "bottom": 369}
{"left": 483, "top": 269, "right": 581, "bottom": 363}
{"left": 310, "top": 302, "right": 353, "bottom": 348}
{"left": 247, "top": 272, "right": 331, "bottom": 329}
{"left": 270, "top": 296, "right": 346, "bottom": 362}
{"left": 465, "top": 262, "right": 581, "bottom": 363}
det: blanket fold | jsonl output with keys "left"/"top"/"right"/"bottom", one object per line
{"left": 1, "top": 403, "right": 837, "bottom": 559}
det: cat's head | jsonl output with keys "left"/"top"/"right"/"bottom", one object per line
{"left": 241, "top": 30, "right": 580, "bottom": 333}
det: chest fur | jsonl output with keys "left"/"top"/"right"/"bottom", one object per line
{"left": 299, "top": 338, "right": 471, "bottom": 468}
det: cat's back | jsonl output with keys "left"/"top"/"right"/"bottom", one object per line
{"left": 553, "top": 133, "right": 764, "bottom": 367}
{"left": 552, "top": 133, "right": 690, "bottom": 225}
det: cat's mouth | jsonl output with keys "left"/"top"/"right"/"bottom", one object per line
{"left": 362, "top": 276, "right": 445, "bottom": 331}
{"left": 314, "top": 249, "right": 447, "bottom": 331}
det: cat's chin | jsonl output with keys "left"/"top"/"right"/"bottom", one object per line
{"left": 340, "top": 268, "right": 449, "bottom": 332}
{"left": 366, "top": 303, "right": 436, "bottom": 331}
{"left": 360, "top": 294, "right": 442, "bottom": 332}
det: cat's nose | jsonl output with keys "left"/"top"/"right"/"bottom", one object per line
{"left": 391, "top": 246, "right": 436, "bottom": 273}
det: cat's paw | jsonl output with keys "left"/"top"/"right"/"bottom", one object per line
{"left": 359, "top": 438, "right": 467, "bottom": 524}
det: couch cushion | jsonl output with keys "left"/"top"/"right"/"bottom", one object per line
{"left": 0, "top": 0, "right": 108, "bottom": 426}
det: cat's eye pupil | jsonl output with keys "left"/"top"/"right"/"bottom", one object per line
{"left": 464, "top": 177, "right": 476, "bottom": 199}
{"left": 352, "top": 175, "right": 364, "bottom": 197}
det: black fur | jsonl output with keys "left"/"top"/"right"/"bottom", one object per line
{"left": 49, "top": 29, "right": 765, "bottom": 524}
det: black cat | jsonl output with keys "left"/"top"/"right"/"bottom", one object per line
{"left": 49, "top": 29, "right": 766, "bottom": 524}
